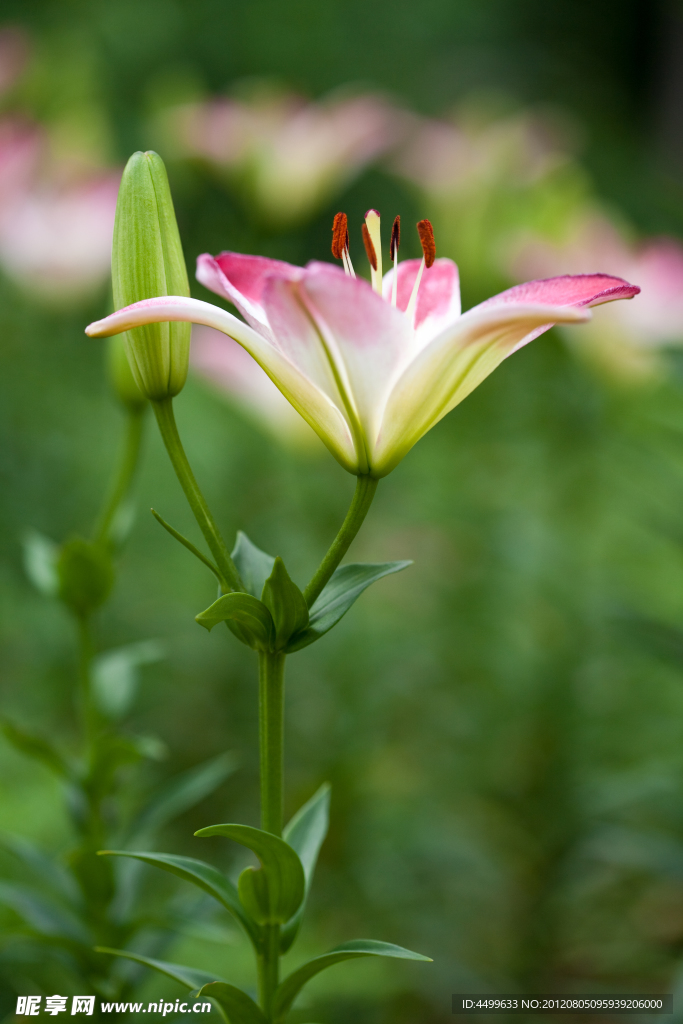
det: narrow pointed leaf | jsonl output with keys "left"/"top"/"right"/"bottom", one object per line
{"left": 96, "top": 947, "right": 225, "bottom": 990}
{"left": 22, "top": 530, "right": 59, "bottom": 596}
{"left": 196, "top": 592, "right": 274, "bottom": 651}
{"left": 287, "top": 562, "right": 412, "bottom": 652}
{"left": 98, "top": 850, "right": 259, "bottom": 944}
{"left": 1, "top": 720, "right": 72, "bottom": 778}
{"left": 232, "top": 532, "right": 276, "bottom": 598}
{"left": 195, "top": 823, "right": 305, "bottom": 924}
{"left": 0, "top": 882, "right": 90, "bottom": 944}
{"left": 237, "top": 865, "right": 271, "bottom": 925}
{"left": 0, "top": 832, "right": 80, "bottom": 904}
{"left": 198, "top": 982, "right": 267, "bottom": 1024}
{"left": 274, "top": 940, "right": 432, "bottom": 1019}
{"left": 262, "top": 557, "right": 309, "bottom": 649}
{"left": 280, "top": 784, "right": 331, "bottom": 952}
{"left": 128, "top": 752, "right": 239, "bottom": 843}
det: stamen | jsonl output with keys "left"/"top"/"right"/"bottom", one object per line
{"left": 364, "top": 208, "right": 383, "bottom": 294}
{"left": 361, "top": 223, "right": 377, "bottom": 270}
{"left": 331, "top": 212, "right": 348, "bottom": 260}
{"left": 390, "top": 215, "right": 400, "bottom": 261}
{"left": 390, "top": 214, "right": 400, "bottom": 306}
{"left": 416, "top": 218, "right": 436, "bottom": 268}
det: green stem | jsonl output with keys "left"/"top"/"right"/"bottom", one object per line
{"left": 257, "top": 650, "right": 285, "bottom": 1019}
{"left": 93, "top": 407, "right": 145, "bottom": 546}
{"left": 258, "top": 651, "right": 285, "bottom": 836}
{"left": 151, "top": 397, "right": 243, "bottom": 593}
{"left": 76, "top": 614, "right": 97, "bottom": 753}
{"left": 258, "top": 924, "right": 280, "bottom": 1020}
{"left": 303, "top": 475, "right": 378, "bottom": 607}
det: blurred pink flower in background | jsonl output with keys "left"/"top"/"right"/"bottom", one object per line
{"left": 0, "top": 26, "right": 30, "bottom": 96}
{"left": 0, "top": 119, "right": 120, "bottom": 302}
{"left": 506, "top": 211, "right": 683, "bottom": 380}
{"left": 393, "top": 108, "right": 566, "bottom": 197}
{"left": 190, "top": 325, "right": 323, "bottom": 449}
{"left": 159, "top": 85, "right": 407, "bottom": 226}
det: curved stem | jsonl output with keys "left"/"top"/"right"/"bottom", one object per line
{"left": 93, "top": 408, "right": 145, "bottom": 547}
{"left": 151, "top": 397, "right": 243, "bottom": 593}
{"left": 303, "top": 475, "right": 378, "bottom": 607}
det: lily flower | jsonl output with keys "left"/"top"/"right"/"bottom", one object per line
{"left": 87, "top": 210, "right": 639, "bottom": 477}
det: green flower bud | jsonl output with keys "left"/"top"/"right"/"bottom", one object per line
{"left": 106, "top": 334, "right": 147, "bottom": 411}
{"left": 112, "top": 151, "right": 190, "bottom": 400}
{"left": 57, "top": 537, "right": 114, "bottom": 618}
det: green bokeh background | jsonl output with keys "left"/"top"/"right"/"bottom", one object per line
{"left": 3, "top": 0, "right": 683, "bottom": 1020}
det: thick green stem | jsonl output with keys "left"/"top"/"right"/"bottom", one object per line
{"left": 303, "top": 475, "right": 378, "bottom": 607}
{"left": 258, "top": 924, "right": 280, "bottom": 1020}
{"left": 93, "top": 407, "right": 145, "bottom": 546}
{"left": 257, "top": 650, "right": 285, "bottom": 1019}
{"left": 258, "top": 651, "right": 285, "bottom": 836}
{"left": 151, "top": 397, "right": 243, "bottom": 592}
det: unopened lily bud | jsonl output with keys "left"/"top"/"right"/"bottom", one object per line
{"left": 112, "top": 151, "right": 190, "bottom": 400}
{"left": 106, "top": 334, "right": 147, "bottom": 411}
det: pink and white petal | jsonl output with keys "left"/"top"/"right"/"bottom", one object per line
{"left": 475, "top": 273, "right": 640, "bottom": 311}
{"left": 261, "top": 274, "right": 348, "bottom": 409}
{"left": 372, "top": 302, "right": 591, "bottom": 475}
{"left": 299, "top": 261, "right": 415, "bottom": 445}
{"left": 196, "top": 251, "right": 302, "bottom": 337}
{"left": 382, "top": 257, "right": 461, "bottom": 345}
{"left": 86, "top": 295, "right": 358, "bottom": 472}
{"left": 191, "top": 326, "right": 321, "bottom": 446}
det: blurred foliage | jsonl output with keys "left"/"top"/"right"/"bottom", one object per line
{"left": 2, "top": 1, "right": 683, "bottom": 1021}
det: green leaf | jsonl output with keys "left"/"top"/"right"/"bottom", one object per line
{"left": 231, "top": 532, "right": 275, "bottom": 598}
{"left": 22, "top": 530, "right": 59, "bottom": 596}
{"left": 0, "top": 833, "right": 79, "bottom": 904}
{"left": 196, "top": 592, "right": 274, "bottom": 651}
{"left": 92, "top": 640, "right": 165, "bottom": 719}
{"left": 128, "top": 751, "right": 238, "bottom": 843}
{"left": 274, "top": 940, "right": 432, "bottom": 1020}
{"left": 280, "top": 784, "right": 331, "bottom": 952}
{"left": 96, "top": 947, "right": 225, "bottom": 991}
{"left": 197, "top": 982, "right": 267, "bottom": 1024}
{"left": 1, "top": 719, "right": 72, "bottom": 778}
{"left": 195, "top": 823, "right": 305, "bottom": 925}
{"left": 98, "top": 850, "right": 260, "bottom": 946}
{"left": 262, "top": 558, "right": 309, "bottom": 649}
{"left": 0, "top": 881, "right": 90, "bottom": 945}
{"left": 286, "top": 562, "right": 412, "bottom": 652}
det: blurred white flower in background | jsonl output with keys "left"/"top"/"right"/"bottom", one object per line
{"left": 190, "top": 325, "right": 324, "bottom": 450}
{"left": 158, "top": 83, "right": 408, "bottom": 226}
{"left": 506, "top": 210, "right": 683, "bottom": 381}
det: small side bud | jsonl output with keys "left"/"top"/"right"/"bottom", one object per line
{"left": 106, "top": 335, "right": 147, "bottom": 412}
{"left": 361, "top": 223, "right": 378, "bottom": 271}
{"left": 416, "top": 219, "right": 436, "bottom": 268}
{"left": 57, "top": 537, "right": 114, "bottom": 618}
{"left": 390, "top": 215, "right": 400, "bottom": 261}
{"left": 331, "top": 212, "right": 348, "bottom": 260}
{"left": 112, "top": 151, "right": 191, "bottom": 401}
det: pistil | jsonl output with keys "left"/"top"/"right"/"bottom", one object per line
{"left": 364, "top": 209, "right": 382, "bottom": 294}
